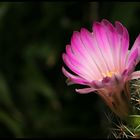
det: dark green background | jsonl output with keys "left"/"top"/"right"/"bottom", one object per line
{"left": 0, "top": 2, "right": 139, "bottom": 138}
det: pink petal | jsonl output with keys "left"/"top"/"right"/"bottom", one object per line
{"left": 126, "top": 34, "right": 140, "bottom": 66}
{"left": 70, "top": 32, "right": 102, "bottom": 78}
{"left": 92, "top": 22, "right": 112, "bottom": 71}
{"left": 115, "top": 21, "right": 129, "bottom": 71}
{"left": 62, "top": 67, "right": 90, "bottom": 85}
{"left": 81, "top": 27, "right": 115, "bottom": 73}
{"left": 101, "top": 19, "right": 121, "bottom": 72}
{"left": 75, "top": 87, "right": 96, "bottom": 94}
{"left": 62, "top": 53, "right": 93, "bottom": 81}
{"left": 71, "top": 31, "right": 95, "bottom": 66}
{"left": 130, "top": 71, "right": 140, "bottom": 80}
{"left": 126, "top": 48, "right": 138, "bottom": 74}
{"left": 90, "top": 80, "right": 104, "bottom": 89}
{"left": 94, "top": 23, "right": 115, "bottom": 69}
{"left": 66, "top": 45, "right": 96, "bottom": 79}
{"left": 80, "top": 28, "right": 106, "bottom": 78}
{"left": 66, "top": 44, "right": 101, "bottom": 80}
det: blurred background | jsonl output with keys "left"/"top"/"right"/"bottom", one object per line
{"left": 0, "top": 2, "right": 139, "bottom": 138}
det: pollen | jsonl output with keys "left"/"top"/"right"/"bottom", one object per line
{"left": 102, "top": 71, "right": 117, "bottom": 78}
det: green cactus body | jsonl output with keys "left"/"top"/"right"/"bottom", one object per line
{"left": 107, "top": 79, "right": 140, "bottom": 138}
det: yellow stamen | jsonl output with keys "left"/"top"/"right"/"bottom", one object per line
{"left": 102, "top": 71, "right": 117, "bottom": 78}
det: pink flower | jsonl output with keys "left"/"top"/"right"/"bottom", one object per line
{"left": 62, "top": 19, "right": 140, "bottom": 119}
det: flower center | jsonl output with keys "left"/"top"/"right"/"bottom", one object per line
{"left": 102, "top": 71, "right": 117, "bottom": 78}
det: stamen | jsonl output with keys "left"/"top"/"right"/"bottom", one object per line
{"left": 102, "top": 71, "right": 117, "bottom": 78}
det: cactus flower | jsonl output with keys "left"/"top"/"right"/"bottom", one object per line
{"left": 62, "top": 19, "right": 140, "bottom": 119}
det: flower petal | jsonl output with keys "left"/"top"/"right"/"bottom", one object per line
{"left": 91, "top": 23, "right": 115, "bottom": 71}
{"left": 126, "top": 34, "right": 140, "bottom": 67}
{"left": 71, "top": 31, "right": 97, "bottom": 68}
{"left": 75, "top": 87, "right": 96, "bottom": 94}
{"left": 101, "top": 19, "right": 120, "bottom": 72}
{"left": 92, "top": 22, "right": 112, "bottom": 72}
{"left": 65, "top": 45, "right": 97, "bottom": 79}
{"left": 90, "top": 80, "right": 104, "bottom": 88}
{"left": 62, "top": 67, "right": 90, "bottom": 85}
{"left": 70, "top": 31, "right": 103, "bottom": 80}
{"left": 115, "top": 21, "right": 129, "bottom": 72}
{"left": 62, "top": 53, "right": 94, "bottom": 81}
{"left": 126, "top": 48, "right": 138, "bottom": 74}
{"left": 80, "top": 28, "right": 106, "bottom": 78}
{"left": 130, "top": 71, "right": 140, "bottom": 80}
